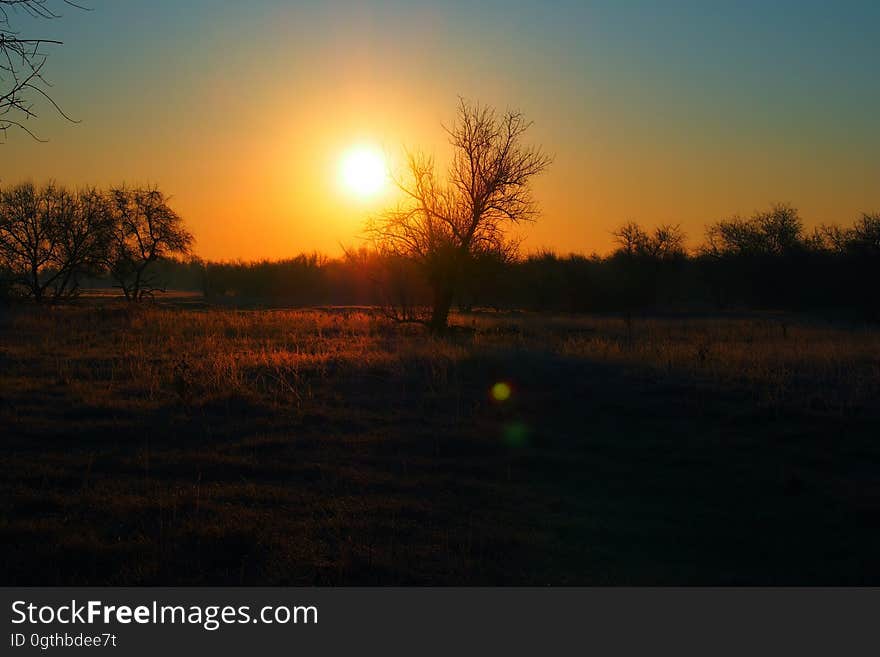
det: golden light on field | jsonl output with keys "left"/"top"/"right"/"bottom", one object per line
{"left": 339, "top": 145, "right": 387, "bottom": 199}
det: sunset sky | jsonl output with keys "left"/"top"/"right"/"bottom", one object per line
{"left": 2, "top": 0, "right": 878, "bottom": 260}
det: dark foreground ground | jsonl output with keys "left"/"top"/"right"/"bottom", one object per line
{"left": 1, "top": 302, "right": 879, "bottom": 584}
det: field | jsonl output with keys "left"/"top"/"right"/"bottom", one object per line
{"left": 1, "top": 302, "right": 879, "bottom": 585}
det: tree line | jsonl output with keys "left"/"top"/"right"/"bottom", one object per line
{"left": 2, "top": 181, "right": 877, "bottom": 322}
{"left": 132, "top": 202, "right": 876, "bottom": 322}
{"left": 0, "top": 182, "right": 193, "bottom": 301}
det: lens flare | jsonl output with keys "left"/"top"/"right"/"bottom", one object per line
{"left": 491, "top": 382, "right": 512, "bottom": 402}
{"left": 504, "top": 422, "right": 529, "bottom": 447}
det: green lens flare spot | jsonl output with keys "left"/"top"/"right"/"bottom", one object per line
{"left": 503, "top": 422, "right": 529, "bottom": 447}
{"left": 491, "top": 382, "right": 512, "bottom": 402}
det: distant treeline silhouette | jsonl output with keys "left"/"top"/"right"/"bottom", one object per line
{"left": 140, "top": 203, "right": 877, "bottom": 321}
{"left": 2, "top": 188, "right": 877, "bottom": 320}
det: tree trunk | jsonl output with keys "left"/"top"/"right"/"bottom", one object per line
{"left": 429, "top": 282, "right": 454, "bottom": 333}
{"left": 131, "top": 268, "right": 142, "bottom": 302}
{"left": 31, "top": 263, "right": 42, "bottom": 303}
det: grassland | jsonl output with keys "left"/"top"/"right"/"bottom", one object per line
{"left": 1, "top": 302, "right": 879, "bottom": 584}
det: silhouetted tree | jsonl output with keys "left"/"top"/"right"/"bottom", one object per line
{"left": 0, "top": 0, "right": 82, "bottom": 139}
{"left": 0, "top": 181, "right": 110, "bottom": 300}
{"left": 0, "top": 182, "right": 49, "bottom": 298}
{"left": 823, "top": 212, "right": 880, "bottom": 320}
{"left": 611, "top": 222, "right": 648, "bottom": 257}
{"left": 47, "top": 185, "right": 112, "bottom": 296}
{"left": 700, "top": 204, "right": 807, "bottom": 309}
{"left": 106, "top": 187, "right": 193, "bottom": 301}
{"left": 612, "top": 221, "right": 686, "bottom": 260}
{"left": 844, "top": 213, "right": 880, "bottom": 256}
{"left": 647, "top": 224, "right": 687, "bottom": 260}
{"left": 704, "top": 203, "right": 803, "bottom": 257}
{"left": 367, "top": 99, "right": 551, "bottom": 331}
{"left": 609, "top": 221, "right": 687, "bottom": 315}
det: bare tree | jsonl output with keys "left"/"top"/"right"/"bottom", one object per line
{"left": 613, "top": 221, "right": 686, "bottom": 260}
{"left": 649, "top": 224, "right": 687, "bottom": 260}
{"left": 50, "top": 184, "right": 112, "bottom": 295}
{"left": 367, "top": 99, "right": 551, "bottom": 331}
{"left": 810, "top": 213, "right": 880, "bottom": 256}
{"left": 1, "top": 0, "right": 83, "bottom": 140}
{"left": 0, "top": 181, "right": 53, "bottom": 298}
{"left": 105, "top": 187, "right": 193, "bottom": 301}
{"left": 846, "top": 213, "right": 880, "bottom": 256}
{"left": 611, "top": 221, "right": 649, "bottom": 257}
{"left": 704, "top": 203, "right": 803, "bottom": 258}
{"left": 610, "top": 220, "right": 687, "bottom": 322}
{"left": 0, "top": 181, "right": 110, "bottom": 300}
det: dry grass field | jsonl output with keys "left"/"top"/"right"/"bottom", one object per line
{"left": 1, "top": 302, "right": 879, "bottom": 584}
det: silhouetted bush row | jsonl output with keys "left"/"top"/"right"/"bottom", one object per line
{"left": 140, "top": 204, "right": 878, "bottom": 320}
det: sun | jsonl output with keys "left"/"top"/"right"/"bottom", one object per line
{"left": 339, "top": 145, "right": 387, "bottom": 199}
